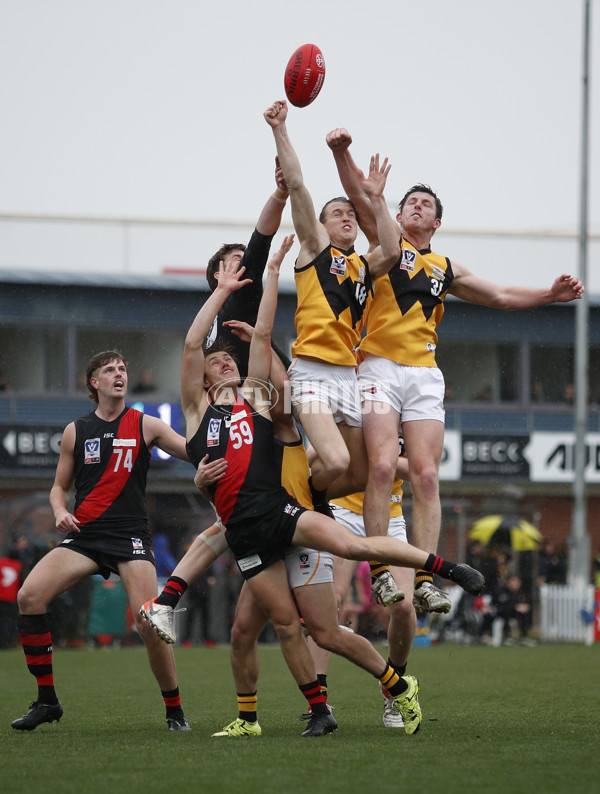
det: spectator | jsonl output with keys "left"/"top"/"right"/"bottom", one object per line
{"left": 537, "top": 540, "right": 567, "bottom": 586}
{"left": 132, "top": 370, "right": 156, "bottom": 395}
{"left": 490, "top": 575, "right": 534, "bottom": 645}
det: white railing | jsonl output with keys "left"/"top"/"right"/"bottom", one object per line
{"left": 539, "top": 584, "right": 596, "bottom": 645}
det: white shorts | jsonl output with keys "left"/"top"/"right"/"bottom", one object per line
{"left": 330, "top": 503, "right": 407, "bottom": 542}
{"left": 284, "top": 545, "right": 334, "bottom": 589}
{"left": 287, "top": 357, "right": 362, "bottom": 427}
{"left": 358, "top": 353, "right": 445, "bottom": 423}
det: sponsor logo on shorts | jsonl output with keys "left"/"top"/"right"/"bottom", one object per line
{"left": 299, "top": 553, "right": 310, "bottom": 570}
{"left": 426, "top": 342, "right": 436, "bottom": 352}
{"left": 113, "top": 438, "right": 136, "bottom": 447}
{"left": 330, "top": 255, "right": 347, "bottom": 276}
{"left": 284, "top": 503, "right": 300, "bottom": 516}
{"left": 84, "top": 438, "right": 101, "bottom": 464}
{"left": 131, "top": 537, "right": 146, "bottom": 555}
{"left": 400, "top": 249, "right": 416, "bottom": 271}
{"left": 207, "top": 418, "right": 221, "bottom": 447}
{"left": 238, "top": 553, "right": 262, "bottom": 571}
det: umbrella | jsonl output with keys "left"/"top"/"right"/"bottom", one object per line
{"left": 468, "top": 515, "right": 543, "bottom": 552}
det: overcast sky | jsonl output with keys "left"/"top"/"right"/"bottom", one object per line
{"left": 0, "top": 1, "right": 598, "bottom": 288}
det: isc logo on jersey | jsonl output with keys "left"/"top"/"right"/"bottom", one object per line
{"left": 207, "top": 418, "right": 221, "bottom": 447}
{"left": 84, "top": 438, "right": 101, "bottom": 464}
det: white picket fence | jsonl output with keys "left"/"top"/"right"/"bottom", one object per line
{"left": 539, "top": 584, "right": 596, "bottom": 645}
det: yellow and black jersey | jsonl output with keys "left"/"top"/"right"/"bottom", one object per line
{"left": 292, "top": 245, "right": 372, "bottom": 367}
{"left": 331, "top": 477, "right": 404, "bottom": 518}
{"left": 274, "top": 436, "right": 313, "bottom": 510}
{"left": 360, "top": 238, "right": 454, "bottom": 367}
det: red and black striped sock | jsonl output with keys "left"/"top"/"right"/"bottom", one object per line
{"left": 424, "top": 554, "right": 455, "bottom": 579}
{"left": 162, "top": 687, "right": 183, "bottom": 718}
{"left": 156, "top": 577, "right": 188, "bottom": 608}
{"left": 18, "top": 613, "right": 58, "bottom": 705}
{"left": 299, "top": 680, "right": 328, "bottom": 715}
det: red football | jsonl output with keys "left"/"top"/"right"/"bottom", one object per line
{"left": 284, "top": 44, "right": 326, "bottom": 108}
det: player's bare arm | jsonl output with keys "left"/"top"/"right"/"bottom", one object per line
{"left": 245, "top": 235, "right": 294, "bottom": 400}
{"left": 49, "top": 422, "right": 80, "bottom": 534}
{"left": 264, "top": 100, "right": 328, "bottom": 266}
{"left": 181, "top": 261, "right": 252, "bottom": 433}
{"left": 361, "top": 153, "right": 400, "bottom": 278}
{"left": 142, "top": 415, "right": 189, "bottom": 462}
{"left": 450, "top": 262, "right": 585, "bottom": 309}
{"left": 254, "top": 157, "right": 290, "bottom": 237}
{"left": 327, "top": 128, "right": 383, "bottom": 247}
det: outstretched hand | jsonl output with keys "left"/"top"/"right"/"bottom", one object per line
{"left": 222, "top": 320, "right": 254, "bottom": 343}
{"left": 550, "top": 274, "right": 585, "bottom": 302}
{"left": 215, "top": 258, "right": 253, "bottom": 294}
{"left": 361, "top": 153, "right": 391, "bottom": 199}
{"left": 267, "top": 234, "right": 295, "bottom": 274}
{"left": 264, "top": 100, "right": 288, "bottom": 128}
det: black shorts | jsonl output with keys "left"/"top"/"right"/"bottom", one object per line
{"left": 58, "top": 527, "right": 156, "bottom": 580}
{"left": 225, "top": 495, "right": 307, "bottom": 580}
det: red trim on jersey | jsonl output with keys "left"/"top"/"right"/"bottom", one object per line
{"left": 215, "top": 397, "right": 254, "bottom": 525}
{"left": 75, "top": 409, "right": 142, "bottom": 525}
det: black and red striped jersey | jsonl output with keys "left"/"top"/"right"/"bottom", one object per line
{"left": 187, "top": 396, "right": 286, "bottom": 528}
{"left": 71, "top": 407, "right": 151, "bottom": 530}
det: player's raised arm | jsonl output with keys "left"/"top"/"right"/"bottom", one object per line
{"left": 247, "top": 234, "right": 295, "bottom": 387}
{"left": 361, "top": 154, "right": 400, "bottom": 278}
{"left": 181, "top": 261, "right": 252, "bottom": 419}
{"left": 327, "top": 128, "right": 396, "bottom": 248}
{"left": 264, "top": 100, "right": 328, "bottom": 266}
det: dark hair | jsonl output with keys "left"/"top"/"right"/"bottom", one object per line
{"left": 318, "top": 197, "right": 358, "bottom": 224}
{"left": 202, "top": 338, "right": 239, "bottom": 365}
{"left": 398, "top": 184, "right": 443, "bottom": 221}
{"left": 206, "top": 244, "right": 247, "bottom": 292}
{"left": 86, "top": 351, "right": 127, "bottom": 403}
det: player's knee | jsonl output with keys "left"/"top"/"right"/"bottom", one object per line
{"left": 414, "top": 468, "right": 439, "bottom": 500}
{"left": 369, "top": 456, "right": 397, "bottom": 489}
{"left": 272, "top": 617, "right": 301, "bottom": 644}
{"left": 231, "top": 619, "right": 259, "bottom": 651}
{"left": 17, "top": 584, "right": 45, "bottom": 613}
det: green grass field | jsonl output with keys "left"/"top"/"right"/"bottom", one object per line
{"left": 1, "top": 642, "right": 598, "bottom": 794}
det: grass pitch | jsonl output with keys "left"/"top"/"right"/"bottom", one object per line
{"left": 1, "top": 642, "right": 598, "bottom": 794}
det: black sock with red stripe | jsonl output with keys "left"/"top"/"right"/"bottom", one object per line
{"left": 162, "top": 687, "right": 184, "bottom": 719}
{"left": 18, "top": 613, "right": 58, "bottom": 705}
{"left": 299, "top": 680, "right": 329, "bottom": 715}
{"left": 424, "top": 554, "right": 455, "bottom": 579}
{"left": 155, "top": 577, "right": 188, "bottom": 608}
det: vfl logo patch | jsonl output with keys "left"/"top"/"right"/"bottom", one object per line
{"left": 299, "top": 553, "right": 310, "bottom": 570}
{"left": 400, "top": 249, "right": 416, "bottom": 271}
{"left": 330, "top": 255, "right": 347, "bottom": 277}
{"left": 207, "top": 418, "right": 221, "bottom": 447}
{"left": 84, "top": 438, "right": 101, "bottom": 464}
{"left": 131, "top": 537, "right": 146, "bottom": 556}
{"left": 284, "top": 503, "right": 300, "bottom": 516}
